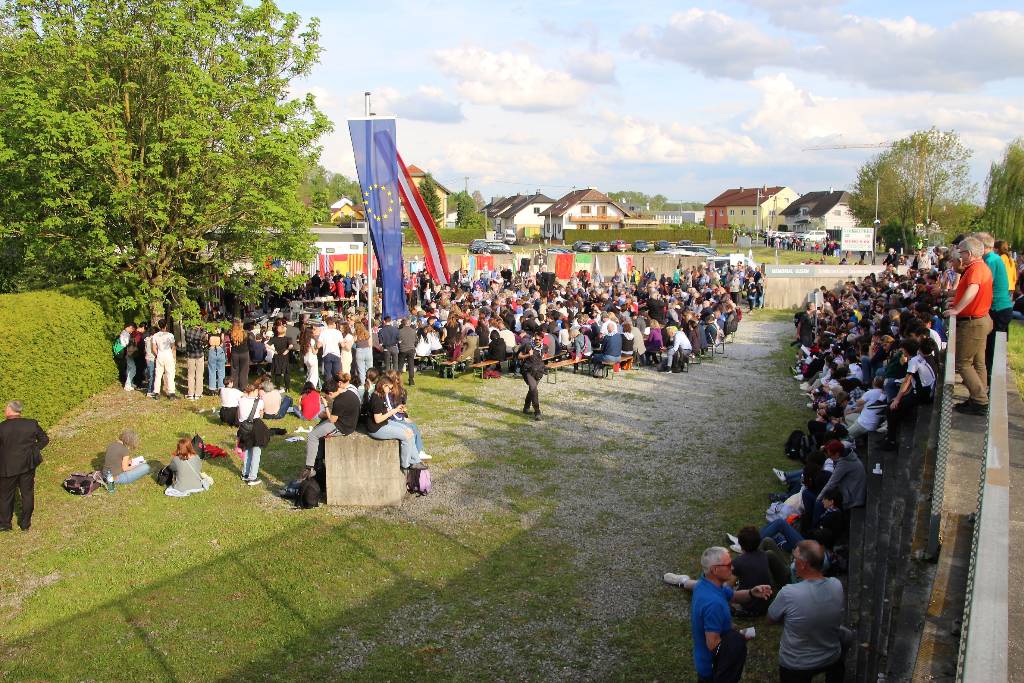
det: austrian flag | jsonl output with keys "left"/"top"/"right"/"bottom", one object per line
{"left": 396, "top": 152, "right": 450, "bottom": 284}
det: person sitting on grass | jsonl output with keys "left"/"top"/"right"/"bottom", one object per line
{"left": 663, "top": 546, "right": 772, "bottom": 683}
{"left": 165, "top": 438, "right": 211, "bottom": 497}
{"left": 760, "top": 490, "right": 847, "bottom": 552}
{"left": 729, "top": 526, "right": 790, "bottom": 617}
{"left": 289, "top": 382, "right": 324, "bottom": 421}
{"left": 260, "top": 379, "right": 293, "bottom": 420}
{"left": 103, "top": 429, "right": 151, "bottom": 485}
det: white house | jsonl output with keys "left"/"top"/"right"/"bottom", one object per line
{"left": 492, "top": 192, "right": 555, "bottom": 241}
{"left": 540, "top": 188, "right": 631, "bottom": 241}
{"left": 780, "top": 190, "right": 857, "bottom": 234}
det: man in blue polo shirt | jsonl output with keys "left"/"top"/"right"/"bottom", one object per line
{"left": 664, "top": 546, "right": 773, "bottom": 682}
{"left": 977, "top": 231, "right": 1012, "bottom": 382}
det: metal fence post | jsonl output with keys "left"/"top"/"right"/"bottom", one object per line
{"left": 925, "top": 315, "right": 956, "bottom": 559}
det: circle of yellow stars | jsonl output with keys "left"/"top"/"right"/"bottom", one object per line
{"left": 363, "top": 183, "right": 395, "bottom": 222}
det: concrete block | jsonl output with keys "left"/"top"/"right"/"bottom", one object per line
{"left": 324, "top": 432, "right": 406, "bottom": 507}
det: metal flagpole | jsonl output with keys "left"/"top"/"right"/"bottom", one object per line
{"left": 364, "top": 92, "right": 375, "bottom": 320}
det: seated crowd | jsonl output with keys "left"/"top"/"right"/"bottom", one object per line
{"left": 660, "top": 241, "right": 986, "bottom": 682}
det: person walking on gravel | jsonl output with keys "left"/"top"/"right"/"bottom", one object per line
{"left": 517, "top": 330, "right": 546, "bottom": 420}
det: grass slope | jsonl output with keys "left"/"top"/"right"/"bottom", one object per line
{"left": 1, "top": 313, "right": 808, "bottom": 681}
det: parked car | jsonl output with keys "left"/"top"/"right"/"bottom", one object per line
{"left": 502, "top": 233, "right": 517, "bottom": 245}
{"left": 688, "top": 245, "right": 719, "bottom": 256}
{"left": 677, "top": 239, "right": 693, "bottom": 247}
{"left": 547, "top": 247, "right": 572, "bottom": 254}
{"left": 468, "top": 239, "right": 490, "bottom": 254}
{"left": 572, "top": 240, "right": 593, "bottom": 252}
{"left": 655, "top": 240, "right": 672, "bottom": 251}
{"left": 611, "top": 239, "right": 628, "bottom": 252}
{"left": 595, "top": 241, "right": 611, "bottom": 252}
{"left": 486, "top": 241, "right": 512, "bottom": 254}
{"left": 633, "top": 240, "right": 651, "bottom": 253}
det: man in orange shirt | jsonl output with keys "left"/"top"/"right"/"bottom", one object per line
{"left": 943, "top": 237, "right": 993, "bottom": 415}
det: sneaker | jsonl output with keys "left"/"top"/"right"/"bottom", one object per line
{"left": 806, "top": 402, "right": 814, "bottom": 409}
{"left": 953, "top": 400, "right": 987, "bottom": 416}
{"left": 533, "top": 413, "right": 542, "bottom": 421}
{"left": 799, "top": 383, "right": 810, "bottom": 392}
{"left": 124, "top": 386, "right": 134, "bottom": 392}
{"left": 793, "top": 374, "right": 804, "bottom": 381}
{"left": 663, "top": 572, "right": 690, "bottom": 586}
{"left": 773, "top": 467, "right": 787, "bottom": 483}
{"left": 246, "top": 478, "right": 261, "bottom": 486}
{"left": 418, "top": 452, "right": 432, "bottom": 461}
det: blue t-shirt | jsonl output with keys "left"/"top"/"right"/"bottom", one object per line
{"left": 983, "top": 252, "right": 1012, "bottom": 311}
{"left": 691, "top": 577, "right": 734, "bottom": 678}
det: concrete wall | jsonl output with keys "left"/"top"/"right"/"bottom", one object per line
{"left": 324, "top": 432, "right": 407, "bottom": 507}
{"left": 763, "top": 264, "right": 892, "bottom": 309}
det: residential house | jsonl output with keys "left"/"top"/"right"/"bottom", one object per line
{"left": 402, "top": 165, "right": 451, "bottom": 226}
{"left": 492, "top": 192, "right": 555, "bottom": 242}
{"left": 780, "top": 189, "right": 857, "bottom": 234}
{"left": 704, "top": 186, "right": 799, "bottom": 230}
{"left": 481, "top": 195, "right": 520, "bottom": 238}
{"left": 653, "top": 209, "right": 704, "bottom": 225}
{"left": 329, "top": 197, "right": 364, "bottom": 224}
{"left": 540, "top": 188, "right": 631, "bottom": 241}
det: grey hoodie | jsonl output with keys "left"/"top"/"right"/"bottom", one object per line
{"left": 818, "top": 452, "right": 866, "bottom": 508}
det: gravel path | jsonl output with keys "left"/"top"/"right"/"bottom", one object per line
{"left": 324, "top": 318, "right": 791, "bottom": 680}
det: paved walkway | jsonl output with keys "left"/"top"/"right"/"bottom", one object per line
{"left": 912, "top": 357, "right": 1022, "bottom": 682}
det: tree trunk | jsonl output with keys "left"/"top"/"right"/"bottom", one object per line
{"left": 149, "top": 299, "right": 165, "bottom": 327}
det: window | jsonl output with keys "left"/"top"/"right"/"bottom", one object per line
{"left": 534, "top": 207, "right": 541, "bottom": 214}
{"left": 581, "top": 205, "right": 591, "bottom": 214}
{"left": 729, "top": 209, "right": 735, "bottom": 215}
{"left": 598, "top": 206, "right": 607, "bottom": 216}
{"left": 752, "top": 208, "right": 758, "bottom": 215}
{"left": 719, "top": 209, "right": 725, "bottom": 216}
{"left": 800, "top": 207, "right": 809, "bottom": 216}
{"left": 601, "top": 224, "right": 609, "bottom": 230}
{"left": 741, "top": 209, "right": 746, "bottom": 216}
{"left": 325, "top": 248, "right": 335, "bottom": 254}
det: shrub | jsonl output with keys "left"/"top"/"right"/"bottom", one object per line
{"left": 0, "top": 291, "right": 115, "bottom": 428}
{"left": 562, "top": 227, "right": 732, "bottom": 244}
{"left": 403, "top": 227, "right": 486, "bottom": 245}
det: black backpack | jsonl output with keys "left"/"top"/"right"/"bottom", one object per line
{"left": 784, "top": 430, "right": 807, "bottom": 460}
{"left": 62, "top": 472, "right": 102, "bottom": 495}
{"left": 671, "top": 348, "right": 688, "bottom": 373}
{"left": 298, "top": 478, "right": 321, "bottom": 509}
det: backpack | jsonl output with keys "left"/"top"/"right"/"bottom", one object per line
{"left": 63, "top": 472, "right": 103, "bottom": 495}
{"left": 191, "top": 434, "right": 205, "bottom": 454}
{"left": 406, "top": 467, "right": 431, "bottom": 496}
{"left": 784, "top": 430, "right": 807, "bottom": 460}
{"left": 298, "top": 478, "right": 322, "bottom": 509}
{"left": 725, "top": 314, "right": 739, "bottom": 336}
{"left": 671, "top": 348, "right": 688, "bottom": 373}
{"left": 112, "top": 337, "right": 127, "bottom": 355}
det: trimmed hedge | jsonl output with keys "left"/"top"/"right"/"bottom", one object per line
{"left": 403, "top": 227, "right": 486, "bottom": 245}
{"left": 0, "top": 291, "right": 115, "bottom": 428}
{"left": 562, "top": 227, "right": 732, "bottom": 244}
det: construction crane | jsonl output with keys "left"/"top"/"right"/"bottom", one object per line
{"left": 801, "top": 141, "right": 892, "bottom": 151}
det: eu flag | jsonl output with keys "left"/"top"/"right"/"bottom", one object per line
{"left": 348, "top": 118, "right": 408, "bottom": 319}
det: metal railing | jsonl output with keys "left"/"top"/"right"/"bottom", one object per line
{"left": 956, "top": 331, "right": 1010, "bottom": 681}
{"left": 926, "top": 314, "right": 957, "bottom": 559}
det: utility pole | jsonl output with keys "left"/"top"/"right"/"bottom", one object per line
{"left": 363, "top": 91, "right": 374, "bottom": 318}
{"left": 464, "top": 176, "right": 469, "bottom": 194}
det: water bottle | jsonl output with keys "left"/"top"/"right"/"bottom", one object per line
{"left": 104, "top": 468, "right": 115, "bottom": 493}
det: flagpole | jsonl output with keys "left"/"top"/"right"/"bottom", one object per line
{"left": 364, "top": 92, "right": 375, "bottom": 321}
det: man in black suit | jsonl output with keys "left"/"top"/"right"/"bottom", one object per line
{"left": 0, "top": 400, "right": 49, "bottom": 532}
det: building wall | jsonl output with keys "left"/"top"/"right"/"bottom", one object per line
{"left": 705, "top": 206, "right": 728, "bottom": 228}
{"left": 782, "top": 202, "right": 858, "bottom": 232}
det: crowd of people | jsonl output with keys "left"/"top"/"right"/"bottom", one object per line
{"left": 659, "top": 230, "right": 1015, "bottom": 682}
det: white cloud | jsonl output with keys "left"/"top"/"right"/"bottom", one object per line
{"left": 433, "top": 47, "right": 589, "bottom": 111}
{"left": 344, "top": 86, "right": 463, "bottom": 123}
{"left": 565, "top": 51, "right": 617, "bottom": 84}
{"left": 629, "top": 9, "right": 791, "bottom": 80}
{"left": 601, "top": 113, "right": 763, "bottom": 166}
{"left": 633, "top": 9, "right": 1024, "bottom": 92}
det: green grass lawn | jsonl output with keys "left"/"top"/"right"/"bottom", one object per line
{"left": 1008, "top": 320, "right": 1024, "bottom": 393}
{"left": 1, "top": 317, "right": 808, "bottom": 681}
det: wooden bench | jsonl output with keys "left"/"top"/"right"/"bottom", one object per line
{"left": 470, "top": 359, "right": 500, "bottom": 378}
{"left": 544, "top": 357, "right": 587, "bottom": 383}
{"left": 620, "top": 353, "right": 634, "bottom": 371}
{"left": 437, "top": 359, "right": 468, "bottom": 378}
{"left": 597, "top": 359, "right": 618, "bottom": 379}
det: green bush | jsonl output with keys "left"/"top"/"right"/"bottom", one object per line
{"left": 562, "top": 227, "right": 732, "bottom": 244}
{"left": 403, "top": 227, "right": 486, "bottom": 245}
{"left": 0, "top": 291, "right": 115, "bottom": 428}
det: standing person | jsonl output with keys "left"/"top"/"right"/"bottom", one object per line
{"left": 148, "top": 319, "right": 178, "bottom": 400}
{"left": 268, "top": 322, "right": 294, "bottom": 391}
{"left": 299, "top": 325, "right": 320, "bottom": 389}
{"left": 236, "top": 383, "right": 265, "bottom": 486}
{"left": 664, "top": 547, "right": 771, "bottom": 683}
{"left": 767, "top": 540, "right": 846, "bottom": 682}
{"left": 517, "top": 330, "right": 546, "bottom": 421}
{"left": 113, "top": 323, "right": 136, "bottom": 389}
{"left": 353, "top": 322, "right": 373, "bottom": 385}
{"left": 944, "top": 237, "right": 993, "bottom": 416}
{"left": 140, "top": 321, "right": 157, "bottom": 394}
{"left": 229, "top": 319, "right": 250, "bottom": 389}
{"left": 318, "top": 317, "right": 343, "bottom": 383}
{"left": 977, "top": 232, "right": 1012, "bottom": 383}
{"left": 207, "top": 327, "right": 227, "bottom": 393}
{"left": 0, "top": 400, "right": 49, "bottom": 532}
{"left": 398, "top": 318, "right": 417, "bottom": 386}
{"left": 184, "top": 323, "right": 208, "bottom": 401}
{"left": 378, "top": 316, "right": 400, "bottom": 371}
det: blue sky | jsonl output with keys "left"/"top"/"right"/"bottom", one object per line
{"left": 280, "top": 0, "right": 1024, "bottom": 204}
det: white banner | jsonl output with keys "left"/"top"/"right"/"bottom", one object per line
{"left": 841, "top": 227, "right": 874, "bottom": 252}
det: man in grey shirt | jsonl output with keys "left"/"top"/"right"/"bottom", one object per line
{"left": 767, "top": 540, "right": 846, "bottom": 681}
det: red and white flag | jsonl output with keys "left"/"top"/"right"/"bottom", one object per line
{"left": 396, "top": 152, "right": 450, "bottom": 284}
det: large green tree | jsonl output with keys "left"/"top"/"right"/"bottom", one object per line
{"left": 298, "top": 162, "right": 362, "bottom": 223}
{"left": 984, "top": 138, "right": 1024, "bottom": 247}
{"left": 0, "top": 0, "right": 330, "bottom": 321}
{"left": 452, "top": 190, "right": 486, "bottom": 231}
{"left": 850, "top": 128, "right": 976, "bottom": 247}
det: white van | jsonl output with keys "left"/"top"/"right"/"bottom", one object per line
{"left": 801, "top": 230, "right": 828, "bottom": 243}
